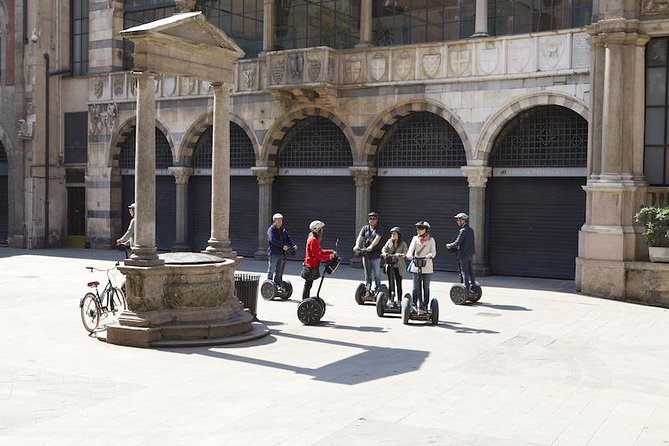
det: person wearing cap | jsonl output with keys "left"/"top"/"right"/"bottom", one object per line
{"left": 116, "top": 203, "right": 136, "bottom": 247}
{"left": 381, "top": 226, "right": 408, "bottom": 299}
{"left": 446, "top": 212, "right": 476, "bottom": 292}
{"left": 267, "top": 212, "right": 298, "bottom": 289}
{"left": 406, "top": 221, "right": 437, "bottom": 313}
{"left": 301, "top": 220, "right": 337, "bottom": 300}
{"left": 353, "top": 211, "right": 384, "bottom": 293}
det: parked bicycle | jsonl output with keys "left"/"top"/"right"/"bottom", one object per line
{"left": 80, "top": 261, "right": 127, "bottom": 333}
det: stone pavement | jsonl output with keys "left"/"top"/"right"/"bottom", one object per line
{"left": 0, "top": 247, "right": 668, "bottom": 446}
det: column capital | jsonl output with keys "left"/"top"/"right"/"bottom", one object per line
{"left": 349, "top": 166, "right": 376, "bottom": 187}
{"left": 130, "top": 70, "right": 161, "bottom": 80}
{"left": 461, "top": 166, "right": 492, "bottom": 188}
{"left": 168, "top": 167, "right": 193, "bottom": 185}
{"left": 210, "top": 82, "right": 234, "bottom": 93}
{"left": 252, "top": 166, "right": 277, "bottom": 185}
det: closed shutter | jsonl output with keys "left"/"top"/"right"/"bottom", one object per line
{"left": 121, "top": 175, "right": 176, "bottom": 251}
{"left": 189, "top": 176, "right": 211, "bottom": 252}
{"left": 276, "top": 176, "right": 355, "bottom": 263}
{"left": 373, "top": 177, "right": 469, "bottom": 271}
{"left": 487, "top": 177, "right": 586, "bottom": 279}
{"left": 0, "top": 172, "right": 7, "bottom": 245}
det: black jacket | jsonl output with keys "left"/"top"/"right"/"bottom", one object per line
{"left": 450, "top": 224, "right": 475, "bottom": 259}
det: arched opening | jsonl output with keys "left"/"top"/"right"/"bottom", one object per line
{"left": 0, "top": 141, "right": 7, "bottom": 244}
{"left": 487, "top": 105, "right": 587, "bottom": 279}
{"left": 189, "top": 122, "right": 258, "bottom": 256}
{"left": 373, "top": 111, "right": 468, "bottom": 271}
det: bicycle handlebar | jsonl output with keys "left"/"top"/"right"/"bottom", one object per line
{"left": 85, "top": 262, "right": 120, "bottom": 273}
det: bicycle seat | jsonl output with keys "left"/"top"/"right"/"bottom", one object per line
{"left": 87, "top": 281, "right": 100, "bottom": 288}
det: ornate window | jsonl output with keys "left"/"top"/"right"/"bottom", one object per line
{"left": 119, "top": 128, "right": 174, "bottom": 170}
{"left": 376, "top": 112, "right": 466, "bottom": 168}
{"left": 64, "top": 112, "right": 88, "bottom": 164}
{"left": 277, "top": 117, "right": 353, "bottom": 167}
{"left": 645, "top": 38, "right": 669, "bottom": 185}
{"left": 491, "top": 105, "right": 587, "bottom": 168}
{"left": 199, "top": 0, "right": 264, "bottom": 59}
{"left": 71, "top": 0, "right": 89, "bottom": 76}
{"left": 489, "top": 0, "right": 592, "bottom": 36}
{"left": 192, "top": 123, "right": 256, "bottom": 169}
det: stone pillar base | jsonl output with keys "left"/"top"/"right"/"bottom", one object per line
{"left": 254, "top": 249, "right": 268, "bottom": 261}
{"left": 473, "top": 263, "right": 489, "bottom": 277}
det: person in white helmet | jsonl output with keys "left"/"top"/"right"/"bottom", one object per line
{"left": 406, "top": 221, "right": 437, "bottom": 313}
{"left": 301, "top": 220, "right": 337, "bottom": 300}
{"left": 447, "top": 212, "right": 476, "bottom": 292}
{"left": 267, "top": 212, "right": 298, "bottom": 289}
{"left": 116, "top": 203, "right": 136, "bottom": 247}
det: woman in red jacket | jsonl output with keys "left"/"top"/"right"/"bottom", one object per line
{"left": 301, "top": 220, "right": 337, "bottom": 300}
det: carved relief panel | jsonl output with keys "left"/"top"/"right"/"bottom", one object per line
{"left": 506, "top": 38, "right": 533, "bottom": 74}
{"left": 448, "top": 43, "right": 472, "bottom": 77}
{"left": 392, "top": 49, "right": 415, "bottom": 81}
{"left": 538, "top": 35, "right": 569, "bottom": 71}
{"left": 418, "top": 47, "right": 443, "bottom": 79}
{"left": 476, "top": 40, "right": 502, "bottom": 75}
{"left": 367, "top": 51, "right": 389, "bottom": 82}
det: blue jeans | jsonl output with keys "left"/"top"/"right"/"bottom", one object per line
{"left": 363, "top": 256, "right": 382, "bottom": 291}
{"left": 412, "top": 273, "right": 432, "bottom": 309}
{"left": 267, "top": 254, "right": 285, "bottom": 286}
{"left": 459, "top": 255, "right": 476, "bottom": 290}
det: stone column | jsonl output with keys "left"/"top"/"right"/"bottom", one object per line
{"left": 462, "top": 166, "right": 491, "bottom": 275}
{"left": 205, "top": 83, "right": 236, "bottom": 258}
{"left": 600, "top": 38, "right": 625, "bottom": 180}
{"left": 252, "top": 166, "right": 277, "bottom": 259}
{"left": 350, "top": 167, "right": 376, "bottom": 266}
{"left": 355, "top": 0, "right": 373, "bottom": 48}
{"left": 169, "top": 166, "right": 193, "bottom": 252}
{"left": 126, "top": 72, "right": 163, "bottom": 267}
{"left": 472, "top": 0, "right": 489, "bottom": 37}
{"left": 262, "top": 0, "right": 275, "bottom": 52}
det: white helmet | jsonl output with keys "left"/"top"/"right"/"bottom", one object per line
{"left": 272, "top": 213, "right": 283, "bottom": 221}
{"left": 309, "top": 220, "right": 325, "bottom": 232}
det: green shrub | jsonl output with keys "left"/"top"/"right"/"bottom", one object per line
{"left": 634, "top": 205, "right": 669, "bottom": 247}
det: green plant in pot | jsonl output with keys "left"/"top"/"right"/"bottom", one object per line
{"left": 634, "top": 205, "right": 669, "bottom": 262}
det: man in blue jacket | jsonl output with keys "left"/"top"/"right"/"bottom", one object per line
{"left": 446, "top": 212, "right": 476, "bottom": 292}
{"left": 267, "top": 213, "right": 298, "bottom": 289}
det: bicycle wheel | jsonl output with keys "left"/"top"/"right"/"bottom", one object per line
{"left": 110, "top": 288, "right": 127, "bottom": 315}
{"left": 80, "top": 293, "right": 101, "bottom": 333}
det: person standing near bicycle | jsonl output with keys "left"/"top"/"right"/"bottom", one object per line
{"left": 381, "top": 226, "right": 408, "bottom": 299}
{"left": 301, "top": 220, "right": 337, "bottom": 300}
{"left": 267, "top": 212, "right": 298, "bottom": 291}
{"left": 446, "top": 212, "right": 476, "bottom": 292}
{"left": 406, "top": 221, "right": 437, "bottom": 314}
{"left": 353, "top": 211, "right": 384, "bottom": 293}
{"left": 116, "top": 203, "right": 135, "bottom": 247}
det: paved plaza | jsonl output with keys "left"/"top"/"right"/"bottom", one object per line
{"left": 0, "top": 247, "right": 668, "bottom": 446}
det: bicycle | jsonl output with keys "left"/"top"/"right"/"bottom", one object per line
{"left": 79, "top": 261, "right": 127, "bottom": 333}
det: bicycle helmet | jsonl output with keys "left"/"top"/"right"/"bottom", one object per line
{"left": 128, "top": 203, "right": 136, "bottom": 209}
{"left": 454, "top": 212, "right": 469, "bottom": 220}
{"left": 309, "top": 220, "right": 325, "bottom": 232}
{"left": 368, "top": 211, "right": 378, "bottom": 218}
{"left": 415, "top": 221, "right": 431, "bottom": 230}
{"left": 390, "top": 226, "right": 401, "bottom": 235}
{"left": 272, "top": 213, "right": 284, "bottom": 220}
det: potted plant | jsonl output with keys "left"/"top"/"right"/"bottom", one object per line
{"left": 634, "top": 205, "right": 669, "bottom": 262}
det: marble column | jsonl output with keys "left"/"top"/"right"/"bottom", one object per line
{"left": 262, "top": 0, "right": 275, "bottom": 52}
{"left": 600, "top": 38, "right": 625, "bottom": 180}
{"left": 169, "top": 166, "right": 193, "bottom": 252}
{"left": 350, "top": 167, "right": 376, "bottom": 267}
{"left": 462, "top": 166, "right": 492, "bottom": 276}
{"left": 355, "top": 0, "right": 373, "bottom": 48}
{"left": 126, "top": 72, "right": 163, "bottom": 267}
{"left": 205, "top": 83, "right": 236, "bottom": 258}
{"left": 252, "top": 166, "right": 277, "bottom": 259}
{"left": 472, "top": 0, "right": 489, "bottom": 37}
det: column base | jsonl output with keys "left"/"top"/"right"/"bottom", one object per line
{"left": 354, "top": 41, "right": 373, "bottom": 49}
{"left": 124, "top": 257, "right": 165, "bottom": 267}
{"left": 470, "top": 32, "right": 490, "bottom": 38}
{"left": 473, "top": 263, "right": 489, "bottom": 277}
{"left": 254, "top": 249, "right": 268, "bottom": 261}
{"left": 350, "top": 256, "right": 363, "bottom": 269}
{"left": 171, "top": 243, "right": 191, "bottom": 252}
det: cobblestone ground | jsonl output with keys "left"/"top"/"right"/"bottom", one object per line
{"left": 0, "top": 248, "right": 668, "bottom": 446}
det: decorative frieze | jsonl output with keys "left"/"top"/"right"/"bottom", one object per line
{"left": 642, "top": 0, "right": 669, "bottom": 15}
{"left": 89, "top": 103, "right": 119, "bottom": 135}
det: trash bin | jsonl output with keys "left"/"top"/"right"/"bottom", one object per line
{"left": 234, "top": 273, "right": 260, "bottom": 318}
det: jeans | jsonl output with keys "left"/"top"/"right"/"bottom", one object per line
{"left": 459, "top": 255, "right": 476, "bottom": 290}
{"left": 267, "top": 254, "right": 285, "bottom": 286}
{"left": 386, "top": 265, "right": 402, "bottom": 299}
{"left": 412, "top": 273, "right": 432, "bottom": 309}
{"left": 363, "top": 256, "right": 382, "bottom": 291}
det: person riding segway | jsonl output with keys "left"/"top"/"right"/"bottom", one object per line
{"left": 353, "top": 212, "right": 387, "bottom": 305}
{"left": 377, "top": 226, "right": 407, "bottom": 317}
{"left": 261, "top": 213, "right": 298, "bottom": 301}
{"left": 446, "top": 212, "right": 482, "bottom": 305}
{"left": 401, "top": 221, "right": 439, "bottom": 325}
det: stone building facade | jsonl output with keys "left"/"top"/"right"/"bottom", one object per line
{"left": 0, "top": 0, "right": 667, "bottom": 305}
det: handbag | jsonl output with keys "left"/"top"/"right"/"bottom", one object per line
{"left": 406, "top": 260, "right": 414, "bottom": 273}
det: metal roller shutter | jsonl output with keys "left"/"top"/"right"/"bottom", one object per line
{"left": 189, "top": 176, "right": 211, "bottom": 252}
{"left": 122, "top": 175, "right": 176, "bottom": 251}
{"left": 487, "top": 177, "right": 586, "bottom": 279}
{"left": 275, "top": 176, "right": 356, "bottom": 263}
{"left": 0, "top": 172, "right": 7, "bottom": 245}
{"left": 372, "top": 177, "right": 469, "bottom": 271}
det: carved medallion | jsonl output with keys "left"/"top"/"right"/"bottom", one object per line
{"left": 307, "top": 58, "right": 321, "bottom": 82}
{"left": 479, "top": 43, "right": 499, "bottom": 74}
{"left": 370, "top": 53, "right": 387, "bottom": 81}
{"left": 182, "top": 76, "right": 196, "bottom": 95}
{"left": 327, "top": 56, "right": 335, "bottom": 82}
{"left": 288, "top": 54, "right": 303, "bottom": 82}
{"left": 507, "top": 40, "right": 532, "bottom": 73}
{"left": 449, "top": 45, "right": 471, "bottom": 76}
{"left": 541, "top": 38, "right": 564, "bottom": 68}
{"left": 163, "top": 76, "right": 177, "bottom": 96}
{"left": 395, "top": 51, "right": 413, "bottom": 80}
{"left": 422, "top": 53, "right": 441, "bottom": 78}
{"left": 344, "top": 58, "right": 362, "bottom": 83}
{"left": 93, "top": 78, "right": 104, "bottom": 98}
{"left": 271, "top": 58, "right": 286, "bottom": 85}
{"left": 242, "top": 66, "right": 256, "bottom": 89}
{"left": 113, "top": 78, "right": 124, "bottom": 97}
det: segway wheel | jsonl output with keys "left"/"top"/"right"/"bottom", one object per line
{"left": 313, "top": 296, "right": 326, "bottom": 318}
{"left": 376, "top": 292, "right": 387, "bottom": 318}
{"left": 430, "top": 299, "right": 439, "bottom": 326}
{"left": 377, "top": 284, "right": 389, "bottom": 297}
{"left": 401, "top": 296, "right": 411, "bottom": 325}
{"left": 280, "top": 280, "right": 293, "bottom": 300}
{"left": 469, "top": 284, "right": 483, "bottom": 303}
{"left": 450, "top": 284, "right": 468, "bottom": 305}
{"left": 354, "top": 283, "right": 366, "bottom": 305}
{"left": 297, "top": 298, "right": 323, "bottom": 325}
{"left": 260, "top": 280, "right": 277, "bottom": 301}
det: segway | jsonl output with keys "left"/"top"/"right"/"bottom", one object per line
{"left": 447, "top": 247, "right": 483, "bottom": 305}
{"left": 297, "top": 242, "right": 341, "bottom": 325}
{"left": 376, "top": 253, "right": 403, "bottom": 317}
{"left": 260, "top": 247, "right": 296, "bottom": 301}
{"left": 353, "top": 250, "right": 388, "bottom": 305}
{"left": 401, "top": 257, "right": 439, "bottom": 326}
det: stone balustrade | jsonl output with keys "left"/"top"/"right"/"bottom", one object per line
{"left": 646, "top": 187, "right": 669, "bottom": 206}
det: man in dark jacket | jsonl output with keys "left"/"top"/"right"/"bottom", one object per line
{"left": 446, "top": 212, "right": 476, "bottom": 291}
{"left": 267, "top": 213, "right": 297, "bottom": 289}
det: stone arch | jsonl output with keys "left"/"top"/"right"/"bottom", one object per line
{"left": 262, "top": 107, "right": 356, "bottom": 164}
{"left": 362, "top": 100, "right": 471, "bottom": 163}
{"left": 109, "top": 117, "right": 176, "bottom": 167}
{"left": 180, "top": 112, "right": 259, "bottom": 167}
{"left": 476, "top": 92, "right": 589, "bottom": 163}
